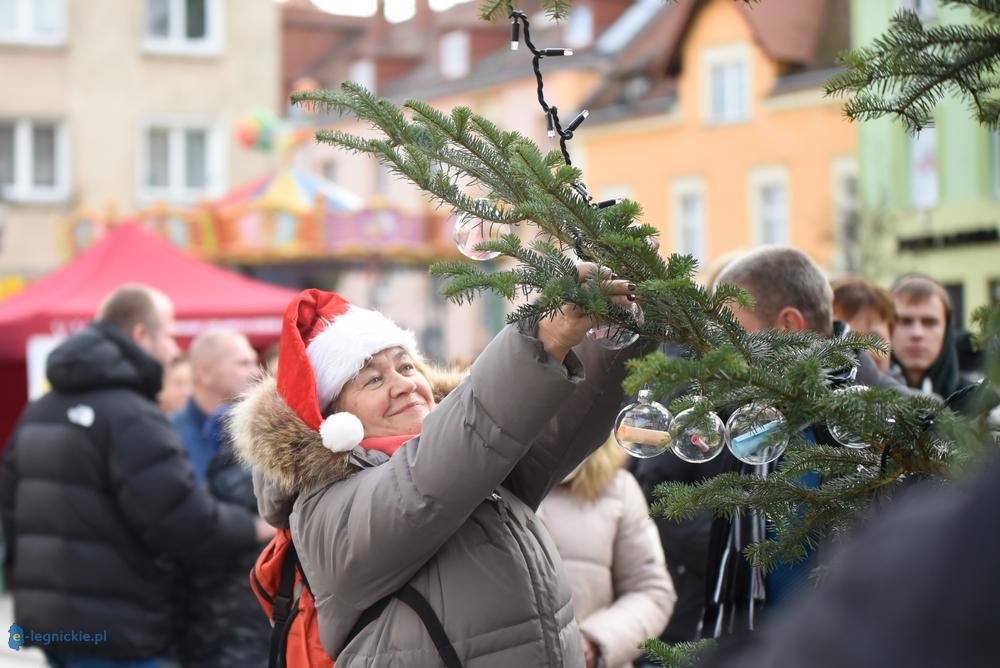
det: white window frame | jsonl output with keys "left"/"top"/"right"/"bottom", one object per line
{"left": 0, "top": 118, "right": 71, "bottom": 203}
{"left": 831, "top": 156, "right": 860, "bottom": 273}
{"left": 749, "top": 165, "right": 790, "bottom": 246}
{"left": 0, "top": 0, "right": 66, "bottom": 46}
{"left": 564, "top": 5, "right": 594, "bottom": 49}
{"left": 137, "top": 116, "right": 225, "bottom": 204}
{"left": 903, "top": 0, "right": 937, "bottom": 20}
{"left": 994, "top": 131, "right": 1000, "bottom": 199}
{"left": 702, "top": 43, "right": 751, "bottom": 125}
{"left": 348, "top": 58, "right": 377, "bottom": 92}
{"left": 671, "top": 177, "right": 708, "bottom": 267}
{"left": 142, "top": 0, "right": 224, "bottom": 57}
{"left": 439, "top": 30, "right": 470, "bottom": 80}
{"left": 910, "top": 128, "right": 939, "bottom": 210}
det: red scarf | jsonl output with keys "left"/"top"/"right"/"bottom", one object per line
{"left": 360, "top": 434, "right": 419, "bottom": 457}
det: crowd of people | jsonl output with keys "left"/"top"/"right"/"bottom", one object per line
{"left": 0, "top": 244, "right": 990, "bottom": 667}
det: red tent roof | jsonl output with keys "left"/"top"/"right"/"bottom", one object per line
{"left": 0, "top": 223, "right": 298, "bottom": 360}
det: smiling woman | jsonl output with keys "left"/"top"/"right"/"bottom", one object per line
{"left": 231, "top": 273, "right": 644, "bottom": 667}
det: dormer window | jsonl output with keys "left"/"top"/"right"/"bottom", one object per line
{"left": 903, "top": 0, "right": 936, "bottom": 19}
{"left": 565, "top": 6, "right": 593, "bottom": 49}
{"left": 703, "top": 44, "right": 750, "bottom": 125}
{"left": 349, "top": 58, "right": 376, "bottom": 92}
{"left": 440, "top": 30, "right": 470, "bottom": 80}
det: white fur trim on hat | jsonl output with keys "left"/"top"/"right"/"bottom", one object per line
{"left": 306, "top": 306, "right": 419, "bottom": 411}
{"left": 320, "top": 412, "right": 365, "bottom": 452}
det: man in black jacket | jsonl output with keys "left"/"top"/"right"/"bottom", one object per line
{"left": 0, "top": 284, "right": 272, "bottom": 666}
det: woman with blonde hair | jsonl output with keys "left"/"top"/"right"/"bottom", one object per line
{"left": 538, "top": 436, "right": 677, "bottom": 668}
{"left": 232, "top": 265, "right": 648, "bottom": 668}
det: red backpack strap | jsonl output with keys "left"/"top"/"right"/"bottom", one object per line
{"left": 269, "top": 541, "right": 300, "bottom": 668}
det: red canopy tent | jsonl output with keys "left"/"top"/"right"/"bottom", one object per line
{"left": 0, "top": 223, "right": 298, "bottom": 444}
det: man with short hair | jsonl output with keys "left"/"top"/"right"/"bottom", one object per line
{"left": 698, "top": 247, "right": 913, "bottom": 637}
{"left": 1, "top": 284, "right": 272, "bottom": 666}
{"left": 173, "top": 328, "right": 258, "bottom": 482}
{"left": 171, "top": 328, "right": 269, "bottom": 668}
{"left": 891, "top": 275, "right": 967, "bottom": 398}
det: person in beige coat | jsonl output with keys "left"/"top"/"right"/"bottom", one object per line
{"left": 538, "top": 437, "right": 677, "bottom": 668}
{"left": 231, "top": 271, "right": 647, "bottom": 668}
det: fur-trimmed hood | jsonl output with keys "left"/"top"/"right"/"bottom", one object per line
{"left": 228, "top": 367, "right": 467, "bottom": 524}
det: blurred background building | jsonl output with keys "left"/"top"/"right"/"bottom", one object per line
{"left": 1, "top": 0, "right": 998, "bottom": 405}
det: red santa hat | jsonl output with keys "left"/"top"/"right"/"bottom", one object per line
{"left": 276, "top": 288, "right": 419, "bottom": 453}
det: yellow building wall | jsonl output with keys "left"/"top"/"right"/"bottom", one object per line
{"left": 578, "top": 0, "right": 856, "bottom": 274}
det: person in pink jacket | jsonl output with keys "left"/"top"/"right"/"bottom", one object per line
{"left": 538, "top": 436, "right": 677, "bottom": 668}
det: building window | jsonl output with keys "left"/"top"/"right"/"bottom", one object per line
{"left": 750, "top": 166, "right": 790, "bottom": 246}
{"left": 994, "top": 131, "right": 1000, "bottom": 198}
{"left": 375, "top": 162, "right": 391, "bottom": 195}
{"left": 0, "top": 119, "right": 69, "bottom": 203}
{"left": 440, "top": 30, "right": 470, "bottom": 80}
{"left": 0, "top": 0, "right": 66, "bottom": 46}
{"left": 832, "top": 157, "right": 860, "bottom": 273}
{"left": 910, "top": 128, "right": 939, "bottom": 210}
{"left": 143, "top": 0, "right": 222, "bottom": 56}
{"left": 139, "top": 119, "right": 223, "bottom": 203}
{"left": 671, "top": 178, "right": 707, "bottom": 267}
{"left": 565, "top": 6, "right": 593, "bottom": 49}
{"left": 903, "top": 0, "right": 937, "bottom": 19}
{"left": 703, "top": 45, "right": 750, "bottom": 124}
{"left": 348, "top": 59, "right": 376, "bottom": 92}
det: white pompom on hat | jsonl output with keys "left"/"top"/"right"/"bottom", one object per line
{"left": 276, "top": 288, "right": 419, "bottom": 453}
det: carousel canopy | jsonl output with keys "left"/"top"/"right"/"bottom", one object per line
{"left": 216, "top": 166, "right": 364, "bottom": 214}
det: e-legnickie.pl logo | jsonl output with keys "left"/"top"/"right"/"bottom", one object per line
{"left": 8, "top": 624, "right": 108, "bottom": 650}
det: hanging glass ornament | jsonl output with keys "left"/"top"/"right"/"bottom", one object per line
{"left": 726, "top": 402, "right": 788, "bottom": 466}
{"left": 828, "top": 384, "right": 870, "bottom": 449}
{"left": 452, "top": 199, "right": 502, "bottom": 261}
{"left": 587, "top": 302, "right": 642, "bottom": 350}
{"left": 614, "top": 388, "right": 673, "bottom": 458}
{"left": 669, "top": 401, "right": 726, "bottom": 464}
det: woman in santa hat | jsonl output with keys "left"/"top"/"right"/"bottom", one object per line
{"left": 230, "top": 263, "right": 642, "bottom": 667}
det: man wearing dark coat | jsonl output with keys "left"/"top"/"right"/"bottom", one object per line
{"left": 1, "top": 284, "right": 271, "bottom": 667}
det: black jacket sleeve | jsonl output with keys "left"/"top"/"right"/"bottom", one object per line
{"left": 109, "top": 408, "right": 257, "bottom": 561}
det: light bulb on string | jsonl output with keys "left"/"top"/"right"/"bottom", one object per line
{"left": 452, "top": 198, "right": 502, "bottom": 261}
{"left": 614, "top": 388, "right": 673, "bottom": 458}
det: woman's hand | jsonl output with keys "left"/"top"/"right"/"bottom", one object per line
{"left": 537, "top": 263, "right": 636, "bottom": 362}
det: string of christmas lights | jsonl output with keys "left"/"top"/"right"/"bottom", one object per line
{"left": 508, "top": 10, "right": 620, "bottom": 212}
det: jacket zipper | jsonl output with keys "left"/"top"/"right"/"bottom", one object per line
{"left": 489, "top": 490, "right": 562, "bottom": 666}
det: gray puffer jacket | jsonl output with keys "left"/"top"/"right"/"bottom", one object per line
{"left": 230, "top": 324, "right": 645, "bottom": 667}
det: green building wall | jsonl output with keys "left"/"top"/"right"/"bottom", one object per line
{"left": 851, "top": 0, "right": 999, "bottom": 328}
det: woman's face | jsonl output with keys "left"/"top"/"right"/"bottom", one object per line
{"left": 334, "top": 347, "right": 435, "bottom": 438}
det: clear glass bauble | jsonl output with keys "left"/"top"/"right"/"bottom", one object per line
{"left": 725, "top": 402, "right": 788, "bottom": 465}
{"left": 587, "top": 302, "right": 642, "bottom": 350}
{"left": 452, "top": 200, "right": 501, "bottom": 261}
{"left": 669, "top": 403, "right": 726, "bottom": 463}
{"left": 614, "top": 389, "right": 673, "bottom": 458}
{"left": 828, "top": 384, "right": 870, "bottom": 449}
